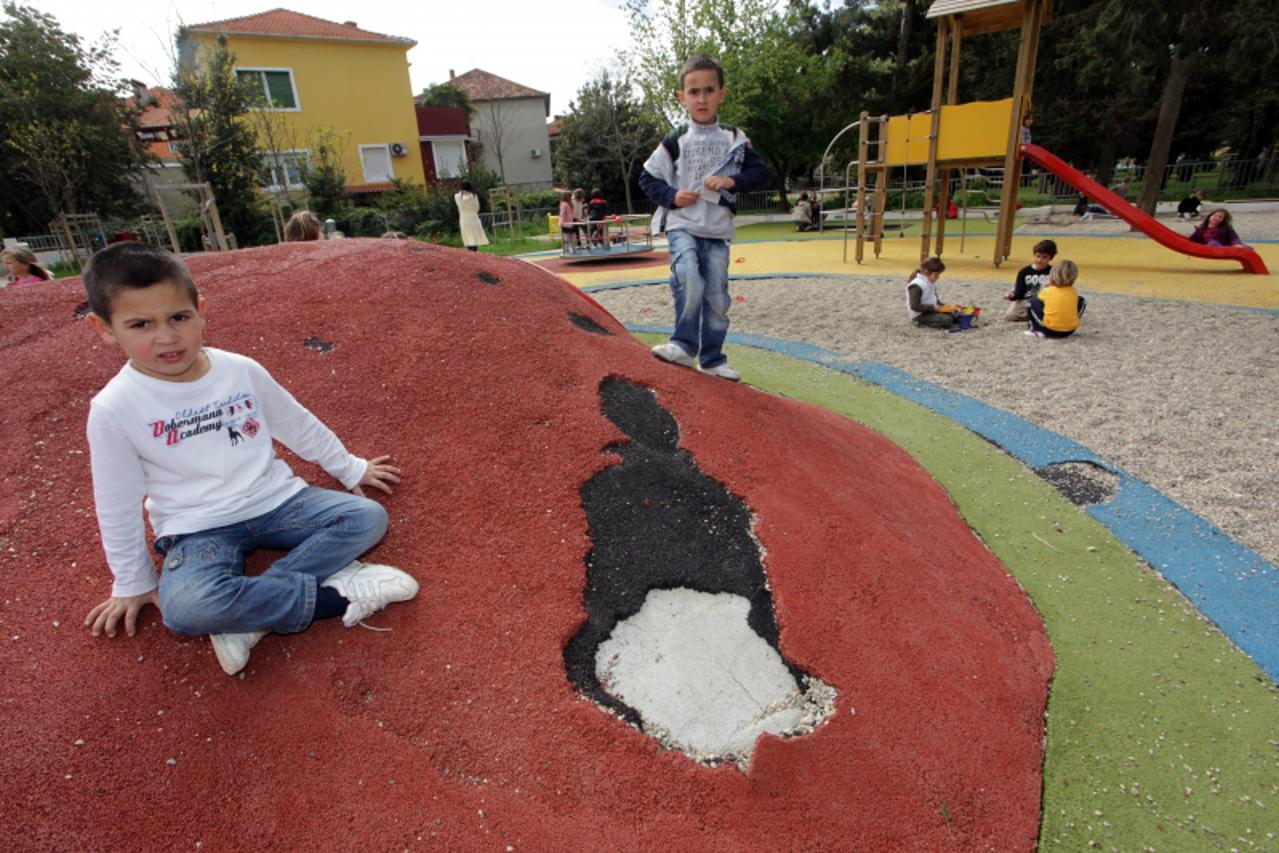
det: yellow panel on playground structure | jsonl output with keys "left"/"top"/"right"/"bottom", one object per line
{"left": 884, "top": 98, "right": 1014, "bottom": 165}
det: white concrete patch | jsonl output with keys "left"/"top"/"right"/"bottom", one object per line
{"left": 595, "top": 588, "right": 835, "bottom": 768}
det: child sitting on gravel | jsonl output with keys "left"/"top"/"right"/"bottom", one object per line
{"left": 1027, "top": 259, "right": 1086, "bottom": 339}
{"left": 81, "top": 242, "right": 419, "bottom": 676}
{"left": 1003, "top": 239, "right": 1055, "bottom": 322}
{"left": 906, "top": 257, "right": 956, "bottom": 330}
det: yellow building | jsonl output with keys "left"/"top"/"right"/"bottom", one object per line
{"left": 180, "top": 9, "right": 426, "bottom": 194}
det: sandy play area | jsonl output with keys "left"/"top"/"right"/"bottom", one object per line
{"left": 591, "top": 256, "right": 1279, "bottom": 569}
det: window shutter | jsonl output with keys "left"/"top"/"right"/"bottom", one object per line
{"left": 265, "top": 72, "right": 295, "bottom": 108}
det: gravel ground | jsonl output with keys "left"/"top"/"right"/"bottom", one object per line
{"left": 593, "top": 266, "right": 1279, "bottom": 569}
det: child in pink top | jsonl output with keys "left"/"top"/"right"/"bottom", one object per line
{"left": 3, "top": 246, "right": 53, "bottom": 285}
{"left": 559, "top": 191, "right": 580, "bottom": 251}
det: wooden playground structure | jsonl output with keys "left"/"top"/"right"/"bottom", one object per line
{"left": 153, "top": 182, "right": 231, "bottom": 253}
{"left": 826, "top": 0, "right": 1050, "bottom": 268}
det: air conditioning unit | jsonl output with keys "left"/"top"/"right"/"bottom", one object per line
{"left": 389, "top": 142, "right": 409, "bottom": 157}
{"left": 530, "top": 147, "right": 543, "bottom": 158}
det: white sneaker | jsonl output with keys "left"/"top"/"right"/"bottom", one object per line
{"left": 651, "top": 342, "right": 695, "bottom": 367}
{"left": 210, "top": 631, "right": 266, "bottom": 676}
{"left": 322, "top": 560, "right": 420, "bottom": 628}
{"left": 701, "top": 362, "right": 741, "bottom": 381}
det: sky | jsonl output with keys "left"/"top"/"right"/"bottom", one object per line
{"left": 31, "top": 0, "right": 634, "bottom": 117}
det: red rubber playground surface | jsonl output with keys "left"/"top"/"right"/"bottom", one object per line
{"left": 1, "top": 240, "right": 1053, "bottom": 849}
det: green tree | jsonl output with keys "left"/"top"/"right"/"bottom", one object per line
{"left": 418, "top": 81, "right": 474, "bottom": 119}
{"left": 170, "top": 33, "right": 269, "bottom": 246}
{"left": 301, "top": 127, "right": 349, "bottom": 218}
{"left": 623, "top": 0, "right": 841, "bottom": 206}
{"left": 0, "top": 2, "right": 146, "bottom": 235}
{"left": 555, "top": 70, "right": 662, "bottom": 213}
{"left": 1041, "top": 0, "right": 1278, "bottom": 207}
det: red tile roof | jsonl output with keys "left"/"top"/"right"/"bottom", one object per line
{"left": 450, "top": 69, "right": 548, "bottom": 103}
{"left": 184, "top": 8, "right": 414, "bottom": 46}
{"left": 129, "top": 87, "right": 180, "bottom": 129}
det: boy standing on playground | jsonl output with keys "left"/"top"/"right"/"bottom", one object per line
{"left": 81, "top": 242, "right": 419, "bottom": 676}
{"left": 640, "top": 54, "right": 770, "bottom": 381}
{"left": 1002, "top": 238, "right": 1056, "bottom": 322}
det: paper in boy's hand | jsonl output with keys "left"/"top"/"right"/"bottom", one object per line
{"left": 699, "top": 185, "right": 721, "bottom": 204}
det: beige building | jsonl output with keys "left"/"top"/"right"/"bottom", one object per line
{"left": 450, "top": 69, "right": 553, "bottom": 190}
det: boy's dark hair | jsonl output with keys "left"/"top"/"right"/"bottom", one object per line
{"left": 83, "top": 242, "right": 199, "bottom": 322}
{"left": 680, "top": 54, "right": 725, "bottom": 88}
{"left": 1033, "top": 239, "right": 1058, "bottom": 258}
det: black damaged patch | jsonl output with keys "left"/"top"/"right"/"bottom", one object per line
{"left": 303, "top": 336, "right": 336, "bottom": 353}
{"left": 1034, "top": 461, "right": 1119, "bottom": 506}
{"left": 569, "top": 313, "right": 612, "bottom": 336}
{"left": 476, "top": 271, "right": 500, "bottom": 286}
{"left": 564, "top": 377, "right": 803, "bottom": 725}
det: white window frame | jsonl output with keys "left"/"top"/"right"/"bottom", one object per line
{"left": 235, "top": 67, "right": 301, "bottom": 112}
{"left": 261, "top": 149, "right": 311, "bottom": 191}
{"left": 421, "top": 136, "right": 470, "bottom": 179}
{"left": 359, "top": 144, "right": 395, "bottom": 183}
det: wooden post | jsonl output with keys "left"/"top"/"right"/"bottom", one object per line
{"left": 995, "top": 0, "right": 1041, "bottom": 267}
{"left": 201, "top": 184, "right": 230, "bottom": 251}
{"left": 855, "top": 112, "right": 869, "bottom": 264}
{"left": 154, "top": 192, "right": 181, "bottom": 254}
{"left": 873, "top": 163, "right": 888, "bottom": 258}
{"left": 52, "top": 214, "right": 81, "bottom": 271}
{"left": 920, "top": 18, "right": 948, "bottom": 261}
{"left": 936, "top": 22, "right": 963, "bottom": 255}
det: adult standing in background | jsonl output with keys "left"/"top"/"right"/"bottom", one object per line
{"left": 454, "top": 181, "right": 489, "bottom": 252}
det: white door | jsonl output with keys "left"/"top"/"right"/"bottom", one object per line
{"left": 359, "top": 145, "right": 394, "bottom": 183}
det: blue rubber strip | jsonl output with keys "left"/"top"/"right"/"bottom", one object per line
{"left": 626, "top": 322, "right": 1279, "bottom": 681}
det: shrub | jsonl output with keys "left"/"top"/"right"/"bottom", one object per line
{"left": 338, "top": 207, "right": 391, "bottom": 238}
{"left": 513, "top": 189, "right": 561, "bottom": 211}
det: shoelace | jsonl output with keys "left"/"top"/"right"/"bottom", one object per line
{"left": 344, "top": 576, "right": 396, "bottom": 631}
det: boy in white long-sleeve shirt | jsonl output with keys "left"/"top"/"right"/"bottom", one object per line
{"left": 82, "top": 242, "right": 419, "bottom": 675}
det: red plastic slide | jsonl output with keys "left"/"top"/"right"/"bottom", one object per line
{"left": 1020, "top": 144, "right": 1269, "bottom": 274}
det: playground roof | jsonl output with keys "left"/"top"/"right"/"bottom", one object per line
{"left": 183, "top": 9, "right": 415, "bottom": 47}
{"left": 926, "top": 0, "right": 1051, "bottom": 37}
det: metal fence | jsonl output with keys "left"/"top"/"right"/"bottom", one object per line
{"left": 805, "top": 156, "right": 1279, "bottom": 205}
{"left": 479, "top": 206, "right": 557, "bottom": 233}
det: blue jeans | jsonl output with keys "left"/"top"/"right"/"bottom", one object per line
{"left": 154, "top": 487, "right": 388, "bottom": 636}
{"left": 666, "top": 229, "right": 731, "bottom": 368}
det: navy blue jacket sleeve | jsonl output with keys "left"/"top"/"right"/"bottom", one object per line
{"left": 639, "top": 167, "right": 678, "bottom": 210}
{"left": 729, "top": 144, "right": 770, "bottom": 194}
